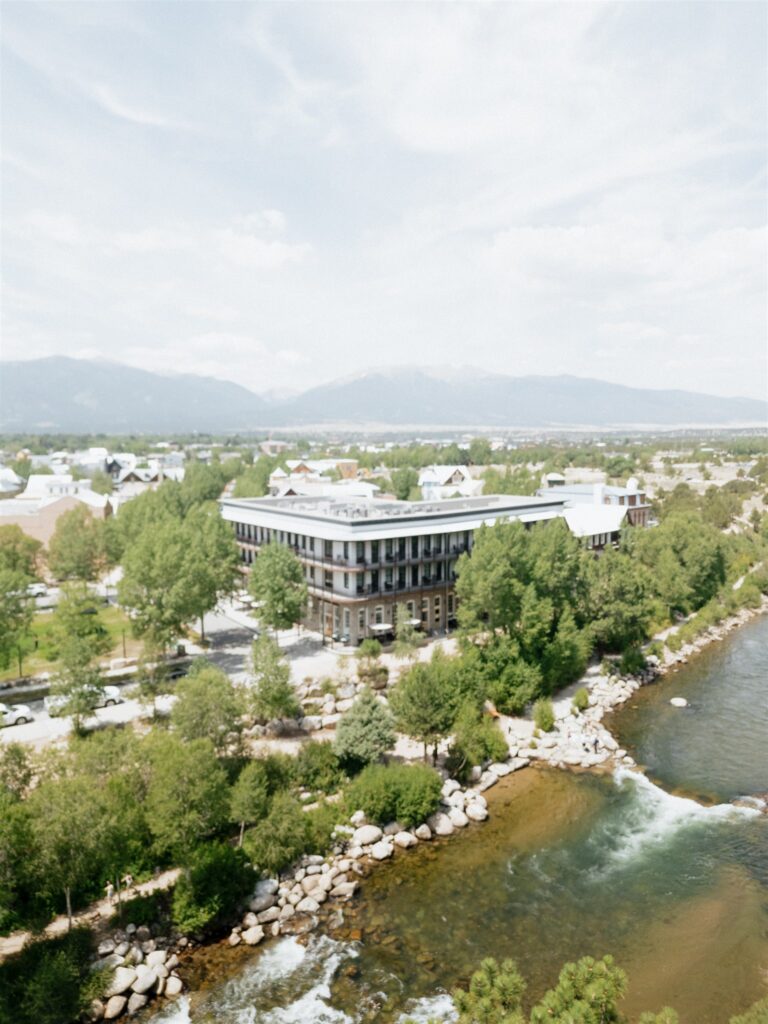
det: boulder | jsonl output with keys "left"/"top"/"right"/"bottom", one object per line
{"left": 349, "top": 809, "right": 367, "bottom": 827}
{"left": 89, "top": 999, "right": 105, "bottom": 1022}
{"left": 257, "top": 906, "right": 281, "bottom": 924}
{"left": 134, "top": 926, "right": 151, "bottom": 943}
{"left": 242, "top": 911, "right": 258, "bottom": 928}
{"left": 105, "top": 966, "right": 137, "bottom": 998}
{"left": 165, "top": 976, "right": 183, "bottom": 998}
{"left": 98, "top": 939, "right": 116, "bottom": 957}
{"left": 414, "top": 823, "right": 432, "bottom": 841}
{"left": 465, "top": 802, "right": 488, "bottom": 822}
{"left": 165, "top": 954, "right": 179, "bottom": 971}
{"left": 383, "top": 821, "right": 403, "bottom": 836}
{"left": 228, "top": 931, "right": 242, "bottom": 947}
{"left": 130, "top": 968, "right": 157, "bottom": 995}
{"left": 322, "top": 713, "right": 342, "bottom": 728}
{"left": 478, "top": 772, "right": 498, "bottom": 792}
{"left": 103, "top": 996, "right": 127, "bottom": 1021}
{"left": 300, "top": 874, "right": 321, "bottom": 895}
{"left": 114, "top": 941, "right": 130, "bottom": 958}
{"left": 279, "top": 903, "right": 296, "bottom": 920}
{"left": 488, "top": 762, "right": 512, "bottom": 777}
{"left": 467, "top": 792, "right": 487, "bottom": 808}
{"left": 370, "top": 840, "right": 393, "bottom": 860}
{"left": 427, "top": 812, "right": 454, "bottom": 837}
{"left": 448, "top": 807, "right": 469, "bottom": 828}
{"left": 126, "top": 993, "right": 148, "bottom": 1015}
{"left": 249, "top": 880, "right": 279, "bottom": 913}
{"left": 330, "top": 880, "right": 359, "bottom": 898}
{"left": 441, "top": 779, "right": 461, "bottom": 798}
{"left": 145, "top": 950, "right": 167, "bottom": 968}
{"left": 336, "top": 698, "right": 355, "bottom": 713}
{"left": 445, "top": 790, "right": 465, "bottom": 809}
{"left": 242, "top": 925, "right": 265, "bottom": 946}
{"left": 296, "top": 896, "right": 320, "bottom": 914}
{"left": 394, "top": 831, "right": 417, "bottom": 849}
{"left": 353, "top": 824, "right": 383, "bottom": 846}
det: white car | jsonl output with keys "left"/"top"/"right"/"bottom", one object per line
{"left": 26, "top": 582, "right": 47, "bottom": 598}
{"left": 44, "top": 685, "right": 125, "bottom": 717}
{"left": 0, "top": 702, "right": 33, "bottom": 727}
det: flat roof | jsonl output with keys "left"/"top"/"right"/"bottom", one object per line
{"left": 220, "top": 493, "right": 568, "bottom": 541}
{"left": 221, "top": 493, "right": 560, "bottom": 525}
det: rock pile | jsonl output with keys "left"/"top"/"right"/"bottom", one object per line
{"left": 224, "top": 761, "right": 530, "bottom": 949}
{"left": 88, "top": 923, "right": 185, "bottom": 1020}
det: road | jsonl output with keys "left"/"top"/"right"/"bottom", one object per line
{"left": 0, "top": 604, "right": 259, "bottom": 749}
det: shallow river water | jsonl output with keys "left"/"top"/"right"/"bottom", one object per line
{"left": 149, "top": 616, "right": 768, "bottom": 1024}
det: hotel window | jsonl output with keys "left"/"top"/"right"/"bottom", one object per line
{"left": 344, "top": 609, "right": 350, "bottom": 631}
{"left": 411, "top": 536, "right": 419, "bottom": 558}
{"left": 434, "top": 595, "right": 441, "bottom": 623}
{"left": 371, "top": 540, "right": 379, "bottom": 562}
{"left": 398, "top": 566, "right": 406, "bottom": 589}
{"left": 411, "top": 565, "right": 418, "bottom": 586}
{"left": 324, "top": 571, "right": 333, "bottom": 588}
{"left": 344, "top": 573, "right": 349, "bottom": 589}
{"left": 406, "top": 601, "right": 415, "bottom": 617}
{"left": 358, "top": 609, "right": 366, "bottom": 633}
{"left": 398, "top": 537, "right": 406, "bottom": 559}
{"left": 374, "top": 606, "right": 383, "bottom": 624}
{"left": 356, "top": 541, "right": 365, "bottom": 563}
{"left": 385, "top": 538, "right": 393, "bottom": 560}
{"left": 420, "top": 597, "right": 429, "bottom": 622}
{"left": 309, "top": 536, "right": 315, "bottom": 553}
{"left": 447, "top": 594, "right": 455, "bottom": 615}
{"left": 343, "top": 541, "right": 349, "bottom": 560}
{"left": 324, "top": 540, "right": 332, "bottom": 558}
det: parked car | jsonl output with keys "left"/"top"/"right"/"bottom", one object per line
{"left": 26, "top": 582, "right": 48, "bottom": 598}
{"left": 0, "top": 702, "right": 33, "bottom": 727}
{"left": 44, "top": 685, "right": 124, "bottom": 717}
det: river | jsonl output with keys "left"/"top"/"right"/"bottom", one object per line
{"left": 148, "top": 615, "right": 768, "bottom": 1023}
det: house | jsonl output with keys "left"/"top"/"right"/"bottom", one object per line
{"left": 536, "top": 478, "right": 650, "bottom": 527}
{"left": 0, "top": 466, "right": 23, "bottom": 495}
{"left": 0, "top": 477, "right": 112, "bottom": 545}
{"left": 418, "top": 465, "right": 484, "bottom": 501}
{"left": 220, "top": 493, "right": 567, "bottom": 643}
{"left": 562, "top": 504, "right": 628, "bottom": 550}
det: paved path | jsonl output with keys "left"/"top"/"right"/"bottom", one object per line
{"left": 0, "top": 869, "right": 180, "bottom": 962}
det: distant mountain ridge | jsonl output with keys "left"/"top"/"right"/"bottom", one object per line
{"left": 0, "top": 357, "right": 764, "bottom": 433}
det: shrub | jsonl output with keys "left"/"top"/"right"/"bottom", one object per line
{"left": 114, "top": 891, "right": 168, "bottom": 928}
{"left": 446, "top": 704, "right": 509, "bottom": 782}
{"left": 571, "top": 687, "right": 589, "bottom": 713}
{"left": 0, "top": 929, "right": 99, "bottom": 1024}
{"left": 486, "top": 657, "right": 542, "bottom": 716}
{"left": 303, "top": 801, "right": 340, "bottom": 855}
{"left": 533, "top": 698, "right": 554, "bottom": 733}
{"left": 666, "top": 632, "right": 682, "bottom": 653}
{"left": 334, "top": 689, "right": 396, "bottom": 772}
{"left": 172, "top": 843, "right": 253, "bottom": 935}
{"left": 619, "top": 647, "right": 646, "bottom": 676}
{"left": 295, "top": 741, "right": 345, "bottom": 794}
{"left": 645, "top": 641, "right": 664, "bottom": 660}
{"left": 346, "top": 763, "right": 441, "bottom": 828}
{"left": 243, "top": 793, "right": 309, "bottom": 875}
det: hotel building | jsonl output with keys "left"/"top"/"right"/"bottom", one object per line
{"left": 220, "top": 494, "right": 567, "bottom": 643}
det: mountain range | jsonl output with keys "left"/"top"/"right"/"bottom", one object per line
{"left": 0, "top": 357, "right": 765, "bottom": 433}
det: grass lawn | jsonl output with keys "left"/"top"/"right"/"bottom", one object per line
{"left": 0, "top": 605, "right": 145, "bottom": 683}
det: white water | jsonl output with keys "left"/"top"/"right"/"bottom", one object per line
{"left": 587, "top": 767, "right": 760, "bottom": 875}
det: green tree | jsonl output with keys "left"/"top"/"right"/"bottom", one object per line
{"left": 529, "top": 954, "right": 627, "bottom": 1023}
{"left": 48, "top": 585, "right": 113, "bottom": 732}
{"left": 180, "top": 504, "right": 240, "bottom": 642}
{"left": 0, "top": 570, "right": 34, "bottom": 676}
{"left": 27, "top": 776, "right": 108, "bottom": 926}
{"left": 533, "top": 698, "right": 555, "bottom": 733}
{"left": 585, "top": 549, "right": 655, "bottom": 652}
{"left": 468, "top": 438, "right": 492, "bottom": 465}
{"left": 172, "top": 842, "right": 253, "bottom": 934}
{"left": 447, "top": 703, "right": 508, "bottom": 781}
{"left": 232, "top": 456, "right": 273, "bottom": 498}
{"left": 88, "top": 469, "right": 113, "bottom": 495}
{"left": 243, "top": 792, "right": 309, "bottom": 875}
{"left": 0, "top": 524, "right": 42, "bottom": 578}
{"left": 250, "top": 634, "right": 299, "bottom": 721}
{"left": 47, "top": 506, "right": 105, "bottom": 581}
{"left": 540, "top": 605, "right": 590, "bottom": 689}
{"left": 394, "top": 603, "right": 420, "bottom": 661}
{"left": 391, "top": 467, "right": 419, "bottom": 501}
{"left": 334, "top": 688, "right": 395, "bottom": 771}
{"left": 390, "top": 651, "right": 457, "bottom": 760}
{"left": 144, "top": 734, "right": 230, "bottom": 860}
{"left": 230, "top": 760, "right": 271, "bottom": 846}
{"left": 171, "top": 663, "right": 243, "bottom": 754}
{"left": 118, "top": 515, "right": 195, "bottom": 650}
{"left": 248, "top": 542, "right": 308, "bottom": 632}
{"left": 452, "top": 957, "right": 526, "bottom": 1024}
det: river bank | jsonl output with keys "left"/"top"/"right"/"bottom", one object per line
{"left": 20, "top": 595, "right": 768, "bottom": 1023}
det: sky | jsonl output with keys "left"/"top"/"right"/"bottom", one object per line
{"left": 1, "top": 1, "right": 766, "bottom": 400}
